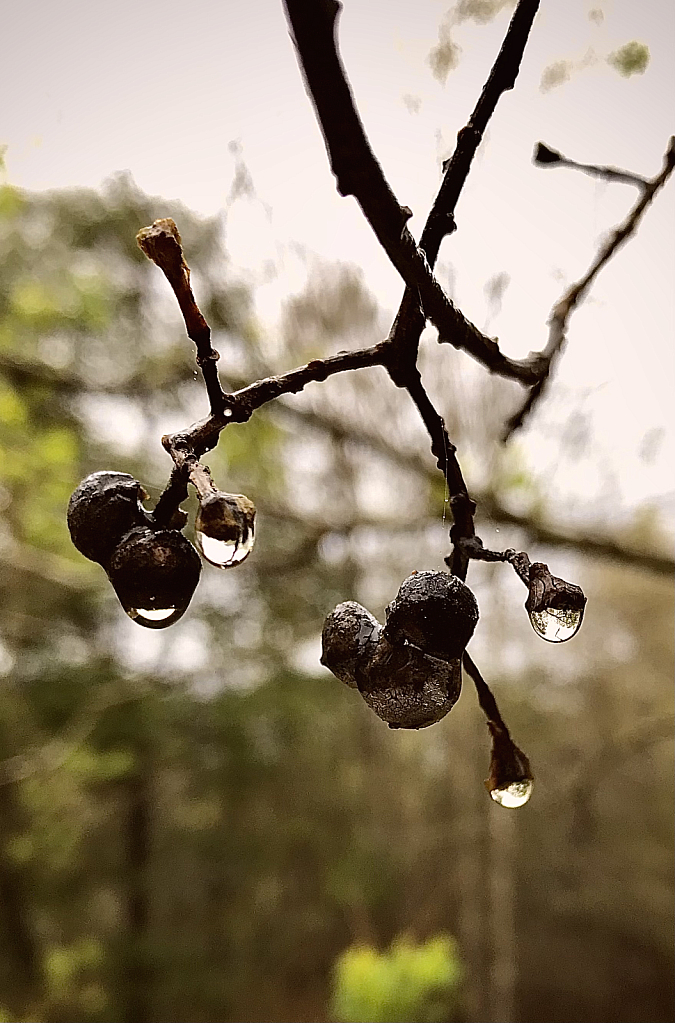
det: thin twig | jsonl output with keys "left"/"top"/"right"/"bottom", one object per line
{"left": 404, "top": 374, "right": 476, "bottom": 579}
{"left": 136, "top": 218, "right": 230, "bottom": 417}
{"left": 462, "top": 650, "right": 508, "bottom": 732}
{"left": 504, "top": 135, "right": 675, "bottom": 439}
{"left": 533, "top": 142, "right": 648, "bottom": 188}
{"left": 163, "top": 341, "right": 391, "bottom": 459}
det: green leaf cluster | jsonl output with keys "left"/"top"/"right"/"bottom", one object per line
{"left": 331, "top": 934, "right": 461, "bottom": 1023}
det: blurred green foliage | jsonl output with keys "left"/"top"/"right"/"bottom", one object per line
{"left": 608, "top": 41, "right": 650, "bottom": 77}
{"left": 331, "top": 935, "right": 461, "bottom": 1023}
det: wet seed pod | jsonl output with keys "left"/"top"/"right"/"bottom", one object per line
{"left": 195, "top": 492, "right": 256, "bottom": 569}
{"left": 321, "top": 599, "right": 463, "bottom": 730}
{"left": 107, "top": 526, "right": 201, "bottom": 628}
{"left": 383, "top": 570, "right": 479, "bottom": 662}
{"left": 364, "top": 634, "right": 462, "bottom": 729}
{"left": 320, "top": 601, "right": 382, "bottom": 690}
{"left": 67, "top": 471, "right": 151, "bottom": 566}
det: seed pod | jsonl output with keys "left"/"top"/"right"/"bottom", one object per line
{"left": 321, "top": 601, "right": 382, "bottom": 689}
{"left": 364, "top": 634, "right": 462, "bottom": 729}
{"left": 321, "top": 598, "right": 462, "bottom": 730}
{"left": 67, "top": 471, "right": 150, "bottom": 566}
{"left": 107, "top": 526, "right": 201, "bottom": 628}
{"left": 383, "top": 570, "right": 479, "bottom": 662}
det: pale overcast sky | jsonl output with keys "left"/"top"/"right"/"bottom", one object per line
{"left": 1, "top": 0, "right": 674, "bottom": 533}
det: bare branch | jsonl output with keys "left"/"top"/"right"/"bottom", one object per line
{"left": 161, "top": 341, "right": 391, "bottom": 460}
{"left": 137, "top": 218, "right": 230, "bottom": 417}
{"left": 504, "top": 135, "right": 675, "bottom": 439}
{"left": 281, "top": 0, "right": 543, "bottom": 581}
{"left": 282, "top": 0, "right": 543, "bottom": 387}
{"left": 533, "top": 142, "right": 648, "bottom": 188}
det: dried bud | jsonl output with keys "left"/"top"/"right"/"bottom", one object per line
{"left": 67, "top": 471, "right": 150, "bottom": 566}
{"left": 533, "top": 142, "right": 563, "bottom": 164}
{"left": 136, "top": 218, "right": 186, "bottom": 277}
{"left": 526, "top": 562, "right": 586, "bottom": 643}
{"left": 195, "top": 492, "right": 256, "bottom": 568}
{"left": 364, "top": 635, "right": 462, "bottom": 730}
{"left": 485, "top": 724, "right": 534, "bottom": 808}
{"left": 107, "top": 526, "right": 201, "bottom": 628}
{"left": 383, "top": 570, "right": 479, "bottom": 662}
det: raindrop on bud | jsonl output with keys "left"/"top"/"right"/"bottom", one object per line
{"left": 529, "top": 606, "right": 584, "bottom": 643}
{"left": 485, "top": 724, "right": 534, "bottom": 809}
{"left": 525, "top": 563, "right": 586, "bottom": 644}
{"left": 196, "top": 524, "right": 255, "bottom": 568}
{"left": 195, "top": 492, "right": 256, "bottom": 569}
{"left": 125, "top": 606, "right": 184, "bottom": 629}
{"left": 490, "top": 778, "right": 534, "bottom": 808}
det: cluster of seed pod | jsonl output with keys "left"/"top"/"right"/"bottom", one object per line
{"left": 321, "top": 570, "right": 479, "bottom": 730}
{"left": 68, "top": 473, "right": 584, "bottom": 808}
{"left": 67, "top": 471, "right": 255, "bottom": 628}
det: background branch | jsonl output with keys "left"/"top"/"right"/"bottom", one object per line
{"left": 504, "top": 135, "right": 675, "bottom": 438}
{"left": 533, "top": 142, "right": 649, "bottom": 188}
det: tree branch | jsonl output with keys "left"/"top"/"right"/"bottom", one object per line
{"left": 504, "top": 135, "right": 675, "bottom": 439}
{"left": 282, "top": 0, "right": 544, "bottom": 387}
{"left": 136, "top": 219, "right": 230, "bottom": 417}
{"left": 532, "top": 142, "right": 648, "bottom": 188}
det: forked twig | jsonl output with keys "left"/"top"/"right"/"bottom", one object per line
{"left": 504, "top": 136, "right": 675, "bottom": 438}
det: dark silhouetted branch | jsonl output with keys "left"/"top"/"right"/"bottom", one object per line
{"left": 282, "top": 0, "right": 544, "bottom": 387}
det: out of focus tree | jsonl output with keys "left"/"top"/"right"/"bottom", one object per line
{"left": 0, "top": 164, "right": 673, "bottom": 1023}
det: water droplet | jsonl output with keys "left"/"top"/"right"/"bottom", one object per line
{"left": 223, "top": 408, "right": 233, "bottom": 418}
{"left": 196, "top": 523, "right": 255, "bottom": 568}
{"left": 125, "top": 606, "right": 185, "bottom": 628}
{"left": 490, "top": 778, "right": 533, "bottom": 808}
{"left": 529, "top": 606, "right": 583, "bottom": 643}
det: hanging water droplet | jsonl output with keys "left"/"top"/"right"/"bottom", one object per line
{"left": 490, "top": 777, "right": 533, "bottom": 808}
{"left": 529, "top": 606, "right": 583, "bottom": 643}
{"left": 125, "top": 605, "right": 186, "bottom": 628}
{"left": 196, "top": 522, "right": 255, "bottom": 568}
